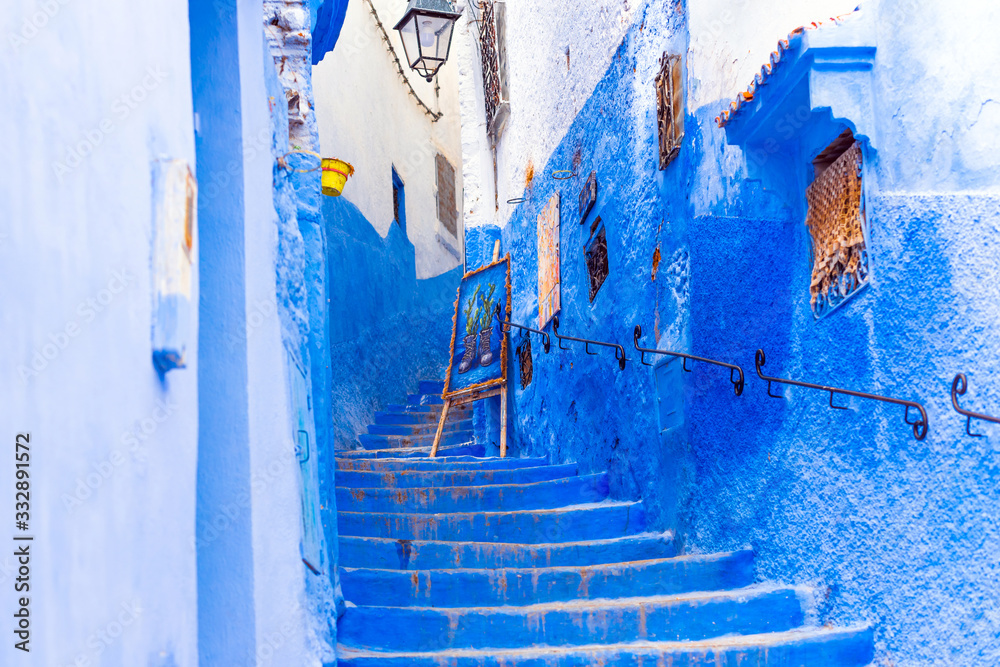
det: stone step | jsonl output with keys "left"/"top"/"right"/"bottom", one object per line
{"left": 341, "top": 550, "right": 754, "bottom": 607}
{"left": 338, "top": 585, "right": 807, "bottom": 652}
{"left": 333, "top": 625, "right": 875, "bottom": 667}
{"left": 357, "top": 430, "right": 473, "bottom": 450}
{"left": 336, "top": 473, "right": 609, "bottom": 513}
{"left": 338, "top": 532, "right": 676, "bottom": 570}
{"left": 337, "top": 501, "right": 646, "bottom": 543}
{"left": 336, "top": 463, "right": 578, "bottom": 489}
{"left": 417, "top": 380, "right": 445, "bottom": 395}
{"left": 335, "top": 444, "right": 486, "bottom": 459}
{"left": 373, "top": 409, "right": 470, "bottom": 426}
{"left": 367, "top": 418, "right": 474, "bottom": 436}
{"left": 335, "top": 456, "right": 548, "bottom": 472}
{"left": 408, "top": 393, "right": 445, "bottom": 406}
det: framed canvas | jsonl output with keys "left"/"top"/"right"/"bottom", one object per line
{"left": 443, "top": 255, "right": 512, "bottom": 399}
{"left": 537, "top": 192, "right": 561, "bottom": 329}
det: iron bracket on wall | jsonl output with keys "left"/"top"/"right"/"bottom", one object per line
{"left": 755, "top": 349, "right": 929, "bottom": 440}
{"left": 633, "top": 325, "right": 745, "bottom": 396}
{"left": 494, "top": 304, "right": 550, "bottom": 353}
{"left": 552, "top": 316, "right": 627, "bottom": 370}
{"left": 951, "top": 373, "right": 1000, "bottom": 437}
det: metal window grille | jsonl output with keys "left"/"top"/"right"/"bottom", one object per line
{"left": 805, "top": 140, "right": 870, "bottom": 318}
{"left": 655, "top": 53, "right": 684, "bottom": 169}
{"left": 436, "top": 154, "right": 458, "bottom": 236}
{"left": 474, "top": 1, "right": 510, "bottom": 139}
{"left": 585, "top": 222, "right": 609, "bottom": 302}
{"left": 516, "top": 334, "right": 532, "bottom": 389}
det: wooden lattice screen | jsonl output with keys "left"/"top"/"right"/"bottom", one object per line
{"left": 805, "top": 141, "right": 870, "bottom": 317}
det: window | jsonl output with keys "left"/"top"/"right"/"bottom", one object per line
{"left": 584, "top": 217, "right": 609, "bottom": 302}
{"left": 436, "top": 153, "right": 458, "bottom": 237}
{"left": 392, "top": 167, "right": 405, "bottom": 232}
{"left": 475, "top": 0, "right": 510, "bottom": 140}
{"left": 655, "top": 53, "right": 684, "bottom": 169}
{"left": 805, "top": 132, "right": 869, "bottom": 318}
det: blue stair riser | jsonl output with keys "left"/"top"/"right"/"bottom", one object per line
{"left": 338, "top": 587, "right": 807, "bottom": 652}
{"left": 373, "top": 410, "right": 471, "bottom": 426}
{"left": 340, "top": 551, "right": 754, "bottom": 607}
{"left": 337, "top": 502, "right": 646, "bottom": 543}
{"left": 408, "top": 394, "right": 445, "bottom": 405}
{"left": 336, "top": 474, "right": 609, "bottom": 513}
{"left": 417, "top": 380, "right": 446, "bottom": 394}
{"left": 336, "top": 463, "right": 579, "bottom": 489}
{"left": 338, "top": 533, "right": 676, "bottom": 570}
{"left": 336, "top": 444, "right": 486, "bottom": 460}
{"left": 358, "top": 430, "right": 473, "bottom": 450}
{"left": 367, "top": 419, "right": 474, "bottom": 436}
{"left": 333, "top": 626, "right": 875, "bottom": 667}
{"left": 335, "top": 456, "right": 549, "bottom": 472}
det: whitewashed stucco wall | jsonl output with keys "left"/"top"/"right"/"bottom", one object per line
{"left": 0, "top": 0, "right": 199, "bottom": 665}
{"left": 314, "top": 0, "right": 465, "bottom": 278}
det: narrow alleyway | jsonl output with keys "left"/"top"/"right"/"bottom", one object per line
{"left": 330, "top": 381, "right": 875, "bottom": 665}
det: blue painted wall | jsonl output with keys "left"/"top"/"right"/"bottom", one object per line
{"left": 323, "top": 197, "right": 461, "bottom": 449}
{"left": 190, "top": 1, "right": 257, "bottom": 661}
{"left": 492, "top": 1, "right": 1000, "bottom": 663}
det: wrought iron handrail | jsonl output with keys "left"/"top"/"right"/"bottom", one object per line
{"left": 633, "top": 326, "right": 745, "bottom": 396}
{"left": 552, "top": 316, "right": 627, "bottom": 370}
{"left": 755, "top": 349, "right": 929, "bottom": 440}
{"left": 951, "top": 373, "right": 1000, "bottom": 437}
{"left": 494, "top": 304, "right": 550, "bottom": 353}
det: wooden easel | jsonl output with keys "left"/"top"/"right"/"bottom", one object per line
{"left": 431, "top": 241, "right": 508, "bottom": 458}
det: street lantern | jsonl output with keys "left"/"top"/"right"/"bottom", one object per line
{"left": 393, "top": 0, "right": 463, "bottom": 82}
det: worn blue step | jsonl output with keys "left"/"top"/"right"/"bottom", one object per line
{"left": 386, "top": 403, "right": 452, "bottom": 414}
{"left": 373, "top": 410, "right": 470, "bottom": 426}
{"left": 339, "top": 585, "right": 807, "bottom": 652}
{"left": 418, "top": 380, "right": 445, "bottom": 395}
{"left": 338, "top": 501, "right": 646, "bottom": 543}
{"left": 335, "top": 456, "right": 548, "bottom": 472}
{"left": 338, "top": 532, "right": 676, "bottom": 570}
{"left": 408, "top": 393, "right": 445, "bottom": 405}
{"left": 336, "top": 463, "right": 578, "bottom": 489}
{"left": 337, "top": 473, "right": 609, "bottom": 513}
{"left": 341, "top": 550, "right": 754, "bottom": 607}
{"left": 358, "top": 430, "right": 473, "bottom": 450}
{"left": 367, "top": 418, "right": 474, "bottom": 436}
{"left": 333, "top": 625, "right": 875, "bottom": 667}
{"left": 336, "top": 444, "right": 486, "bottom": 459}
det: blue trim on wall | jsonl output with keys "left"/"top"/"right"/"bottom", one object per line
{"left": 313, "top": 0, "right": 351, "bottom": 65}
{"left": 189, "top": 0, "right": 256, "bottom": 661}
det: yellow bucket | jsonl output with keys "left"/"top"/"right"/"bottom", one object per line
{"left": 321, "top": 158, "right": 354, "bottom": 197}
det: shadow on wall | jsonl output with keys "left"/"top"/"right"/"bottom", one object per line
{"left": 323, "top": 196, "right": 461, "bottom": 449}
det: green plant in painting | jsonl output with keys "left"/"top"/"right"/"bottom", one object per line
{"left": 478, "top": 283, "right": 497, "bottom": 330}
{"left": 464, "top": 285, "right": 481, "bottom": 335}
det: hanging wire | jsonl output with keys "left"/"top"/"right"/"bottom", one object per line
{"left": 277, "top": 149, "right": 323, "bottom": 173}
{"left": 363, "top": 0, "right": 443, "bottom": 122}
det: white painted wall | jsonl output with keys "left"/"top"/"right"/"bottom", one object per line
{"left": 0, "top": 1, "right": 198, "bottom": 665}
{"left": 451, "top": 0, "right": 642, "bottom": 229}
{"left": 314, "top": 0, "right": 465, "bottom": 278}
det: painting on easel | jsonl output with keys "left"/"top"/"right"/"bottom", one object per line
{"left": 443, "top": 255, "right": 512, "bottom": 397}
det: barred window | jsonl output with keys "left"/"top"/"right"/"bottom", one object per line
{"left": 655, "top": 53, "right": 684, "bottom": 169}
{"left": 436, "top": 154, "right": 458, "bottom": 237}
{"left": 475, "top": 0, "right": 510, "bottom": 139}
{"left": 806, "top": 134, "right": 870, "bottom": 318}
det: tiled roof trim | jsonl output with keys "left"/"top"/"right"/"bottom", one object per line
{"left": 715, "top": 10, "right": 860, "bottom": 129}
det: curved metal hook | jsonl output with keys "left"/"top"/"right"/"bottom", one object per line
{"left": 951, "top": 372, "right": 1000, "bottom": 437}
{"left": 552, "top": 316, "right": 570, "bottom": 351}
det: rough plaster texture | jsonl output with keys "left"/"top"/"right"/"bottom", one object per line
{"left": 0, "top": 0, "right": 198, "bottom": 664}
{"left": 314, "top": 0, "right": 465, "bottom": 279}
{"left": 458, "top": 0, "right": 1000, "bottom": 664}
{"left": 323, "top": 196, "right": 461, "bottom": 450}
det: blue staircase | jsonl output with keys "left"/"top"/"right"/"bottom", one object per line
{"left": 333, "top": 381, "right": 874, "bottom": 665}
